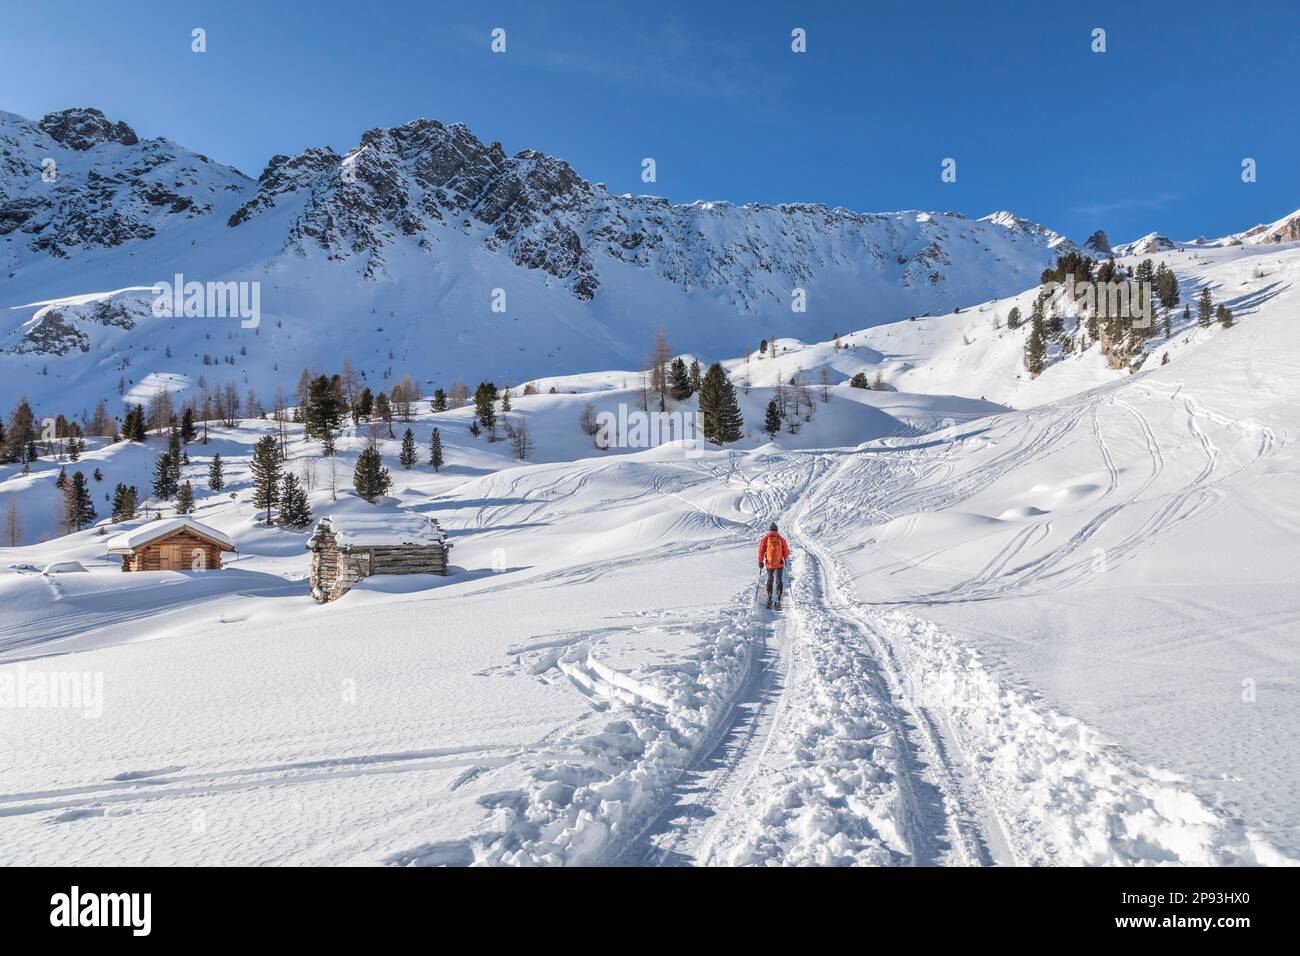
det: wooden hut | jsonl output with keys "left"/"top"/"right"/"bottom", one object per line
{"left": 306, "top": 513, "right": 451, "bottom": 603}
{"left": 107, "top": 517, "right": 236, "bottom": 572}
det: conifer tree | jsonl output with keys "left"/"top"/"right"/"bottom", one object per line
{"left": 1216, "top": 304, "right": 1234, "bottom": 328}
{"left": 688, "top": 359, "right": 702, "bottom": 394}
{"left": 353, "top": 442, "right": 392, "bottom": 502}
{"left": 278, "top": 473, "right": 312, "bottom": 528}
{"left": 669, "top": 357, "right": 693, "bottom": 400}
{"left": 181, "top": 407, "right": 197, "bottom": 444}
{"left": 167, "top": 430, "right": 183, "bottom": 488}
{"left": 1007, "top": 306, "right": 1022, "bottom": 329}
{"left": 176, "top": 480, "right": 194, "bottom": 515}
{"left": 431, "top": 388, "right": 448, "bottom": 413}
{"left": 355, "top": 387, "right": 374, "bottom": 421}
{"left": 151, "top": 454, "right": 177, "bottom": 500}
{"left": 698, "top": 363, "right": 742, "bottom": 444}
{"left": 849, "top": 372, "right": 870, "bottom": 389}
{"left": 305, "top": 374, "right": 344, "bottom": 442}
{"left": 374, "top": 391, "right": 394, "bottom": 438}
{"left": 111, "top": 483, "right": 138, "bottom": 523}
{"left": 63, "top": 471, "right": 95, "bottom": 532}
{"left": 501, "top": 388, "right": 512, "bottom": 413}
{"left": 131, "top": 404, "right": 147, "bottom": 441}
{"left": 250, "top": 435, "right": 281, "bottom": 524}
{"left": 429, "top": 428, "right": 444, "bottom": 471}
{"left": 763, "top": 400, "right": 782, "bottom": 438}
{"left": 1197, "top": 287, "right": 1214, "bottom": 328}
{"left": 208, "top": 454, "right": 224, "bottom": 491}
{"left": 399, "top": 428, "right": 417, "bottom": 469}
{"left": 1024, "top": 314, "right": 1047, "bottom": 377}
{"left": 473, "top": 381, "right": 497, "bottom": 437}
{"left": 5, "top": 398, "right": 36, "bottom": 462}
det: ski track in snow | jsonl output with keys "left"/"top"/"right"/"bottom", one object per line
{"left": 442, "top": 411, "right": 1295, "bottom": 867}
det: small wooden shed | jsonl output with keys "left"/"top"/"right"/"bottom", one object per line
{"left": 306, "top": 513, "right": 451, "bottom": 603}
{"left": 107, "top": 517, "right": 236, "bottom": 572}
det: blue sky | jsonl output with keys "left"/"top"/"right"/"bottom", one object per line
{"left": 2, "top": 0, "right": 1296, "bottom": 243}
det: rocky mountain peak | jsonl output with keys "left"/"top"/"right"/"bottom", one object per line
{"left": 38, "top": 108, "right": 139, "bottom": 150}
{"left": 1083, "top": 229, "right": 1111, "bottom": 254}
{"left": 1255, "top": 209, "right": 1300, "bottom": 244}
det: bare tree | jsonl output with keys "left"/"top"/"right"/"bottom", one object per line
{"left": 580, "top": 401, "right": 601, "bottom": 444}
{"left": 648, "top": 324, "right": 672, "bottom": 411}
{"left": 300, "top": 457, "right": 318, "bottom": 492}
{"left": 339, "top": 355, "right": 360, "bottom": 408}
{"left": 818, "top": 367, "right": 831, "bottom": 403}
{"left": 3, "top": 496, "right": 21, "bottom": 547}
{"left": 510, "top": 419, "right": 534, "bottom": 461}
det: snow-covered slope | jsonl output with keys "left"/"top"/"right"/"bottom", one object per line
{"left": 3, "top": 258, "right": 1298, "bottom": 865}
{"left": 2, "top": 107, "right": 1072, "bottom": 412}
{"left": 739, "top": 239, "right": 1299, "bottom": 412}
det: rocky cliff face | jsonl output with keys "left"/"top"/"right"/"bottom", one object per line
{"left": 223, "top": 119, "right": 1074, "bottom": 304}
{"left": 0, "top": 108, "right": 249, "bottom": 263}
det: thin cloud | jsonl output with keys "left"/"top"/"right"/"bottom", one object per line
{"left": 1072, "top": 193, "right": 1183, "bottom": 218}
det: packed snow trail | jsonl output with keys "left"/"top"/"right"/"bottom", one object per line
{"left": 626, "top": 452, "right": 1013, "bottom": 866}
{"left": 615, "top": 433, "right": 1295, "bottom": 867}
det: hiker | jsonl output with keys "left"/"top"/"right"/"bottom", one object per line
{"left": 758, "top": 522, "right": 790, "bottom": 609}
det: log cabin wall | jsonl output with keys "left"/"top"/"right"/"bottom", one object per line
{"left": 120, "top": 530, "right": 227, "bottom": 572}
{"left": 308, "top": 537, "right": 451, "bottom": 603}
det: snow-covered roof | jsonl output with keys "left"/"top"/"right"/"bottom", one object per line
{"left": 310, "top": 513, "right": 448, "bottom": 550}
{"left": 106, "top": 517, "right": 236, "bottom": 554}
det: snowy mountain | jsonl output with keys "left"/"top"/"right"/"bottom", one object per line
{"left": 0, "top": 108, "right": 250, "bottom": 263}
{"left": 2, "top": 107, "right": 1075, "bottom": 411}
{"left": 1112, "top": 231, "right": 1178, "bottom": 256}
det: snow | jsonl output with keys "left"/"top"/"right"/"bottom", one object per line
{"left": 105, "top": 516, "right": 235, "bottom": 553}
{"left": 317, "top": 510, "right": 448, "bottom": 549}
{"left": 2, "top": 145, "right": 1299, "bottom": 865}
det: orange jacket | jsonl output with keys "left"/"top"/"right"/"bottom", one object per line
{"left": 758, "top": 531, "right": 790, "bottom": 569}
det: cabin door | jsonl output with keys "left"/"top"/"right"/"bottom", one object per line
{"left": 159, "top": 544, "right": 187, "bottom": 570}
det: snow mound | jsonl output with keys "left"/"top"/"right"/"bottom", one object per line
{"left": 315, "top": 511, "right": 448, "bottom": 549}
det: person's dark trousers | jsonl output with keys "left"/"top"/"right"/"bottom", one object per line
{"left": 765, "top": 567, "right": 784, "bottom": 596}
